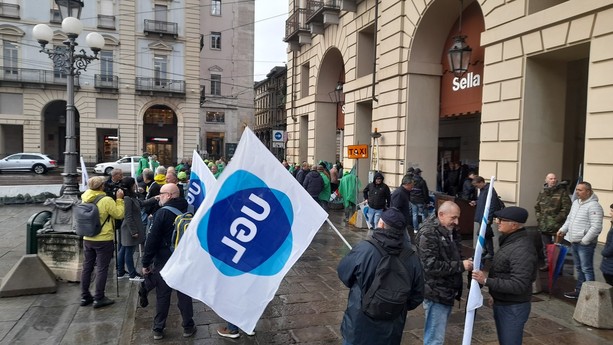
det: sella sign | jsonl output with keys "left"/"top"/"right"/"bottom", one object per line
{"left": 452, "top": 72, "right": 481, "bottom": 91}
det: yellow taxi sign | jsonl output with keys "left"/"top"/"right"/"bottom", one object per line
{"left": 348, "top": 144, "right": 369, "bottom": 159}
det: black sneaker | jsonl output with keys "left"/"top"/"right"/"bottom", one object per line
{"left": 153, "top": 329, "right": 164, "bottom": 340}
{"left": 564, "top": 291, "right": 579, "bottom": 299}
{"left": 80, "top": 296, "right": 93, "bottom": 306}
{"left": 183, "top": 325, "right": 197, "bottom": 338}
{"left": 138, "top": 281, "right": 149, "bottom": 308}
{"left": 93, "top": 296, "right": 115, "bottom": 309}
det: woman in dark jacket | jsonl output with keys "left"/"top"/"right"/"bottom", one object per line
{"left": 601, "top": 203, "right": 613, "bottom": 285}
{"left": 117, "top": 177, "right": 146, "bottom": 281}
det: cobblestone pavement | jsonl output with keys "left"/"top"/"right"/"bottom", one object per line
{"left": 1, "top": 204, "right": 612, "bottom": 344}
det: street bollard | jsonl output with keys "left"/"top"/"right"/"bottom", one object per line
{"left": 26, "top": 210, "right": 52, "bottom": 254}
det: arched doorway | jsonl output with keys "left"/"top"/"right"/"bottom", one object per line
{"left": 314, "top": 47, "right": 344, "bottom": 165}
{"left": 143, "top": 105, "right": 178, "bottom": 167}
{"left": 42, "top": 100, "right": 80, "bottom": 164}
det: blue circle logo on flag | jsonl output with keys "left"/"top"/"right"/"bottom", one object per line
{"left": 198, "top": 170, "right": 293, "bottom": 276}
{"left": 187, "top": 171, "right": 206, "bottom": 209}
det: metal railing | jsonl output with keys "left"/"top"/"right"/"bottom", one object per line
{"left": 285, "top": 8, "right": 309, "bottom": 41}
{"left": 144, "top": 19, "right": 178, "bottom": 36}
{"left": 135, "top": 77, "right": 185, "bottom": 93}
{"left": 307, "top": 0, "right": 341, "bottom": 22}
{"left": 94, "top": 74, "right": 118, "bottom": 89}
{"left": 0, "top": 67, "right": 79, "bottom": 87}
{"left": 97, "top": 14, "right": 115, "bottom": 29}
{"left": 0, "top": 3, "right": 20, "bottom": 18}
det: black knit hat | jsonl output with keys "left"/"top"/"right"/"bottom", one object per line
{"left": 493, "top": 206, "right": 528, "bottom": 223}
{"left": 380, "top": 208, "right": 406, "bottom": 229}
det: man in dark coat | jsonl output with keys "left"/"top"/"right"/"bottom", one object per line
{"left": 390, "top": 174, "right": 415, "bottom": 244}
{"left": 141, "top": 183, "right": 196, "bottom": 340}
{"left": 409, "top": 168, "right": 430, "bottom": 230}
{"left": 338, "top": 208, "right": 424, "bottom": 345}
{"left": 363, "top": 172, "right": 391, "bottom": 229}
{"left": 302, "top": 164, "right": 324, "bottom": 201}
{"left": 472, "top": 176, "right": 502, "bottom": 259}
{"left": 472, "top": 207, "right": 537, "bottom": 345}
{"left": 295, "top": 162, "right": 310, "bottom": 185}
{"left": 416, "top": 201, "right": 473, "bottom": 345}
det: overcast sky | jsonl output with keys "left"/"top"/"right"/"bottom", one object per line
{"left": 254, "top": 1, "right": 288, "bottom": 82}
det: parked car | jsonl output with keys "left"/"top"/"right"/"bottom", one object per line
{"left": 94, "top": 156, "right": 140, "bottom": 175}
{"left": 0, "top": 153, "right": 57, "bottom": 174}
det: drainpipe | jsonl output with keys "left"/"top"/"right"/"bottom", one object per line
{"left": 291, "top": 50, "right": 297, "bottom": 122}
{"left": 371, "top": 0, "right": 379, "bottom": 103}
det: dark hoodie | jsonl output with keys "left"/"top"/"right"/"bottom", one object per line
{"left": 142, "top": 197, "right": 188, "bottom": 269}
{"left": 363, "top": 172, "right": 391, "bottom": 209}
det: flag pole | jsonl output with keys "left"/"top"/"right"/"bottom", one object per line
{"left": 462, "top": 176, "right": 496, "bottom": 345}
{"left": 326, "top": 218, "right": 352, "bottom": 250}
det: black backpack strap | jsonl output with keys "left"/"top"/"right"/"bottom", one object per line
{"left": 365, "top": 238, "right": 387, "bottom": 257}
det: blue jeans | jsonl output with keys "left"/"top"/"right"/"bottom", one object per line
{"left": 571, "top": 242, "right": 597, "bottom": 292}
{"left": 227, "top": 322, "right": 238, "bottom": 332}
{"left": 367, "top": 207, "right": 383, "bottom": 229}
{"left": 493, "top": 302, "right": 531, "bottom": 345}
{"left": 410, "top": 202, "right": 427, "bottom": 230}
{"left": 423, "top": 299, "right": 452, "bottom": 345}
{"left": 117, "top": 245, "right": 136, "bottom": 277}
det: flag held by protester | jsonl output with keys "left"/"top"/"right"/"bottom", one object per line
{"left": 187, "top": 149, "right": 216, "bottom": 212}
{"left": 462, "top": 176, "right": 496, "bottom": 345}
{"left": 80, "top": 156, "right": 89, "bottom": 192}
{"left": 161, "top": 127, "right": 328, "bottom": 333}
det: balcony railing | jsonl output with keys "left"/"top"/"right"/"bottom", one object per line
{"left": 307, "top": 0, "right": 341, "bottom": 23}
{"left": 135, "top": 77, "right": 185, "bottom": 94}
{"left": 144, "top": 19, "right": 178, "bottom": 37}
{"left": 50, "top": 9, "right": 61, "bottom": 23}
{"left": 97, "top": 14, "right": 115, "bottom": 29}
{"left": 0, "top": 67, "right": 79, "bottom": 88}
{"left": 0, "top": 3, "right": 20, "bottom": 18}
{"left": 95, "top": 74, "right": 118, "bottom": 90}
{"left": 284, "top": 8, "right": 309, "bottom": 42}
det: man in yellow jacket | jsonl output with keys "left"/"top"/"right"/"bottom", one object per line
{"left": 80, "top": 176, "right": 125, "bottom": 308}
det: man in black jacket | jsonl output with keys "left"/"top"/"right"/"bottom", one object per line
{"left": 363, "top": 172, "right": 391, "bottom": 229}
{"left": 141, "top": 183, "right": 196, "bottom": 340}
{"left": 472, "top": 207, "right": 537, "bottom": 345}
{"left": 390, "top": 174, "right": 415, "bottom": 244}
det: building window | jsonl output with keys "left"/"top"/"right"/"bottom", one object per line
{"left": 100, "top": 51, "right": 113, "bottom": 80}
{"left": 2, "top": 41, "right": 18, "bottom": 75}
{"left": 211, "top": 32, "right": 221, "bottom": 50}
{"left": 300, "top": 62, "right": 309, "bottom": 98}
{"left": 206, "top": 111, "right": 225, "bottom": 123}
{"left": 154, "top": 55, "right": 168, "bottom": 86}
{"left": 210, "top": 74, "right": 221, "bottom": 96}
{"left": 211, "top": 0, "right": 221, "bottom": 16}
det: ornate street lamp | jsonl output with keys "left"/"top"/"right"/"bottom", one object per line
{"left": 447, "top": 0, "right": 472, "bottom": 77}
{"left": 33, "top": 1, "right": 104, "bottom": 198}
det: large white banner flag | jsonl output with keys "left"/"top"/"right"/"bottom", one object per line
{"left": 187, "top": 149, "right": 216, "bottom": 212}
{"left": 161, "top": 127, "right": 327, "bottom": 332}
{"left": 79, "top": 156, "right": 89, "bottom": 192}
{"left": 462, "top": 176, "right": 495, "bottom": 345}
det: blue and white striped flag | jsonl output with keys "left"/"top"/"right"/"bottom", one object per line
{"left": 187, "top": 149, "right": 216, "bottom": 212}
{"left": 161, "top": 127, "right": 327, "bottom": 333}
{"left": 462, "top": 176, "right": 495, "bottom": 345}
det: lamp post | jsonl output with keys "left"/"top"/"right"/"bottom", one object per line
{"left": 33, "top": 1, "right": 104, "bottom": 198}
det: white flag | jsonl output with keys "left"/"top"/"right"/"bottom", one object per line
{"left": 161, "top": 127, "right": 327, "bottom": 333}
{"left": 186, "top": 149, "right": 216, "bottom": 212}
{"left": 80, "top": 156, "right": 89, "bottom": 192}
{"left": 462, "top": 176, "right": 495, "bottom": 345}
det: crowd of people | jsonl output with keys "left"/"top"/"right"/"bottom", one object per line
{"left": 77, "top": 155, "right": 613, "bottom": 344}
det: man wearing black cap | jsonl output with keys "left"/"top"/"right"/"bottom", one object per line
{"left": 472, "top": 207, "right": 537, "bottom": 345}
{"left": 337, "top": 208, "right": 424, "bottom": 345}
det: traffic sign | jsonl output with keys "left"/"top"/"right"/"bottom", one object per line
{"left": 272, "top": 142, "right": 285, "bottom": 148}
{"left": 272, "top": 130, "right": 284, "bottom": 142}
{"left": 347, "top": 144, "right": 368, "bottom": 159}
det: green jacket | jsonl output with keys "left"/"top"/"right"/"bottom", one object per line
{"left": 318, "top": 172, "right": 331, "bottom": 202}
{"left": 534, "top": 182, "right": 571, "bottom": 235}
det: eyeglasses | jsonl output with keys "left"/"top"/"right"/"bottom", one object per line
{"left": 494, "top": 217, "right": 514, "bottom": 223}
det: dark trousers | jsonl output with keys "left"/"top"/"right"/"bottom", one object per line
{"left": 493, "top": 302, "right": 531, "bottom": 345}
{"left": 81, "top": 240, "right": 114, "bottom": 300}
{"left": 149, "top": 270, "right": 194, "bottom": 332}
{"left": 604, "top": 274, "right": 613, "bottom": 286}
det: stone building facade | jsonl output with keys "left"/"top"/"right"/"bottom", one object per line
{"left": 254, "top": 66, "right": 287, "bottom": 160}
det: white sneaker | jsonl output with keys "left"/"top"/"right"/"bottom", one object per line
{"left": 129, "top": 276, "right": 145, "bottom": 282}
{"left": 117, "top": 273, "right": 129, "bottom": 279}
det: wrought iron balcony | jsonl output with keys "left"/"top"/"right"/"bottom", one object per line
{"left": 0, "top": 67, "right": 80, "bottom": 88}
{"left": 135, "top": 77, "right": 185, "bottom": 95}
{"left": 50, "top": 9, "right": 61, "bottom": 24}
{"left": 97, "top": 14, "right": 116, "bottom": 30}
{"left": 144, "top": 19, "right": 178, "bottom": 38}
{"left": 306, "top": 0, "right": 340, "bottom": 25}
{"left": 0, "top": 3, "right": 20, "bottom": 18}
{"left": 94, "top": 74, "right": 118, "bottom": 90}
{"left": 284, "top": 8, "right": 310, "bottom": 44}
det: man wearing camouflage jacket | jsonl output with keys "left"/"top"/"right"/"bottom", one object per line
{"left": 534, "top": 173, "right": 571, "bottom": 269}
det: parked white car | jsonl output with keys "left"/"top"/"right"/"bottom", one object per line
{"left": 0, "top": 153, "right": 57, "bottom": 174}
{"left": 94, "top": 156, "right": 140, "bottom": 175}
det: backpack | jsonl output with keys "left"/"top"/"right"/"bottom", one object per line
{"left": 74, "top": 195, "right": 111, "bottom": 237}
{"left": 162, "top": 206, "right": 194, "bottom": 252}
{"left": 361, "top": 239, "right": 414, "bottom": 320}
